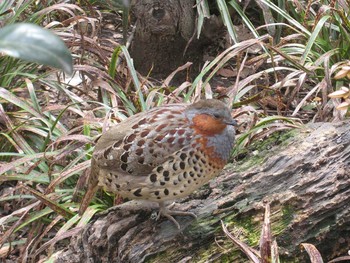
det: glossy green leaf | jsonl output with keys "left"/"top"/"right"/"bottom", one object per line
{"left": 0, "top": 23, "right": 73, "bottom": 74}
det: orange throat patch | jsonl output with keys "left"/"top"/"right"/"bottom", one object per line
{"left": 192, "top": 114, "right": 228, "bottom": 167}
{"left": 192, "top": 114, "right": 227, "bottom": 136}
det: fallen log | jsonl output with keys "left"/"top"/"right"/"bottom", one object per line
{"left": 55, "top": 121, "right": 350, "bottom": 262}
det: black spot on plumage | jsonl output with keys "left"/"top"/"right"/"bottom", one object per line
{"left": 188, "top": 180, "right": 191, "bottom": 184}
{"left": 189, "top": 171, "right": 195, "bottom": 177}
{"left": 121, "top": 163, "right": 128, "bottom": 171}
{"left": 156, "top": 123, "right": 167, "bottom": 132}
{"left": 164, "top": 177, "right": 170, "bottom": 181}
{"left": 201, "top": 159, "right": 207, "bottom": 164}
{"left": 123, "top": 143, "right": 131, "bottom": 151}
{"left": 135, "top": 148, "right": 143, "bottom": 156}
{"left": 157, "top": 167, "right": 163, "bottom": 173}
{"left": 177, "top": 129, "right": 186, "bottom": 135}
{"left": 171, "top": 110, "right": 182, "bottom": 115}
{"left": 116, "top": 184, "right": 120, "bottom": 189}
{"left": 137, "top": 139, "right": 145, "bottom": 146}
{"left": 125, "top": 133, "right": 137, "bottom": 143}
{"left": 155, "top": 191, "right": 159, "bottom": 196}
{"left": 138, "top": 156, "right": 145, "bottom": 164}
{"left": 113, "top": 140, "right": 122, "bottom": 148}
{"left": 164, "top": 189, "right": 169, "bottom": 195}
{"left": 150, "top": 173, "right": 157, "bottom": 182}
{"left": 160, "top": 181, "right": 166, "bottom": 186}
{"left": 179, "top": 162, "right": 186, "bottom": 170}
{"left": 107, "top": 177, "right": 112, "bottom": 183}
{"left": 120, "top": 152, "right": 129, "bottom": 163}
{"left": 103, "top": 147, "right": 112, "bottom": 159}
{"left": 169, "top": 129, "right": 177, "bottom": 135}
{"left": 173, "top": 181, "right": 178, "bottom": 185}
{"left": 138, "top": 118, "right": 147, "bottom": 125}
{"left": 133, "top": 188, "right": 142, "bottom": 197}
{"left": 132, "top": 123, "right": 139, "bottom": 129}
{"left": 172, "top": 163, "right": 178, "bottom": 171}
{"left": 178, "top": 138, "right": 185, "bottom": 144}
{"left": 167, "top": 137, "right": 175, "bottom": 144}
{"left": 155, "top": 135, "right": 165, "bottom": 142}
{"left": 157, "top": 196, "right": 161, "bottom": 199}
{"left": 173, "top": 192, "right": 177, "bottom": 196}
{"left": 140, "top": 130, "right": 150, "bottom": 137}
{"left": 156, "top": 109, "right": 167, "bottom": 114}
{"left": 179, "top": 153, "right": 187, "bottom": 161}
{"left": 163, "top": 170, "right": 169, "bottom": 177}
{"left": 183, "top": 172, "right": 188, "bottom": 179}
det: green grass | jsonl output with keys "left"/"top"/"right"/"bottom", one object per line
{"left": 1, "top": 0, "right": 349, "bottom": 261}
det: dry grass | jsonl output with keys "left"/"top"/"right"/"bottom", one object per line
{"left": 0, "top": 0, "right": 349, "bottom": 261}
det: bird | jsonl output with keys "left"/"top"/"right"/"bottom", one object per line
{"left": 79, "top": 99, "right": 236, "bottom": 229}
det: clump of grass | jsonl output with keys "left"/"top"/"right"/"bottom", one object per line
{"left": 2, "top": 0, "right": 350, "bottom": 261}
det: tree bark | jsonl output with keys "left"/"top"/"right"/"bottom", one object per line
{"left": 129, "top": 0, "right": 211, "bottom": 80}
{"left": 55, "top": 121, "right": 350, "bottom": 262}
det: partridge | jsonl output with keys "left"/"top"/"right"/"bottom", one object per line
{"left": 79, "top": 99, "right": 236, "bottom": 228}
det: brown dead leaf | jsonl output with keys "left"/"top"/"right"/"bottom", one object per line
{"left": 217, "top": 67, "right": 237, "bottom": 77}
{"left": 300, "top": 243, "right": 324, "bottom": 263}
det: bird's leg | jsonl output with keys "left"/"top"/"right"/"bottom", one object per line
{"left": 157, "top": 202, "right": 197, "bottom": 229}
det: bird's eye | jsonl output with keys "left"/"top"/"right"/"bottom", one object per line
{"left": 213, "top": 113, "right": 221, "bottom": 119}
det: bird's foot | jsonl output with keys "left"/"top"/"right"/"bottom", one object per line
{"left": 158, "top": 202, "right": 197, "bottom": 229}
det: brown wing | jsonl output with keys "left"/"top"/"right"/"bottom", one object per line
{"left": 92, "top": 104, "right": 192, "bottom": 177}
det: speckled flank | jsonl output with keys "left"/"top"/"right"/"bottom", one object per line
{"left": 94, "top": 99, "right": 235, "bottom": 204}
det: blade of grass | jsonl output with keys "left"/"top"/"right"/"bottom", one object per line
{"left": 221, "top": 220, "right": 260, "bottom": 263}
{"left": 228, "top": 0, "right": 260, "bottom": 39}
{"left": 259, "top": 0, "right": 310, "bottom": 36}
{"left": 0, "top": 151, "right": 57, "bottom": 175}
{"left": 120, "top": 45, "right": 146, "bottom": 111}
{"left": 260, "top": 204, "right": 272, "bottom": 262}
{"left": 22, "top": 185, "right": 75, "bottom": 219}
{"left": 301, "top": 15, "right": 331, "bottom": 64}
{"left": 195, "top": 0, "right": 210, "bottom": 38}
{"left": 14, "top": 206, "right": 53, "bottom": 232}
{"left": 217, "top": 0, "right": 238, "bottom": 43}
{"left": 300, "top": 243, "right": 324, "bottom": 263}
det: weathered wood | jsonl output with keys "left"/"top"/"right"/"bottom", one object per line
{"left": 129, "top": 0, "right": 209, "bottom": 79}
{"left": 56, "top": 121, "right": 350, "bottom": 262}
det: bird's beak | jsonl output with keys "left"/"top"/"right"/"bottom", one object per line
{"left": 225, "top": 119, "right": 237, "bottom": 126}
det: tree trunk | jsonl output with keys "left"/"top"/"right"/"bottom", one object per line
{"left": 129, "top": 0, "right": 207, "bottom": 80}
{"left": 55, "top": 121, "right": 350, "bottom": 262}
